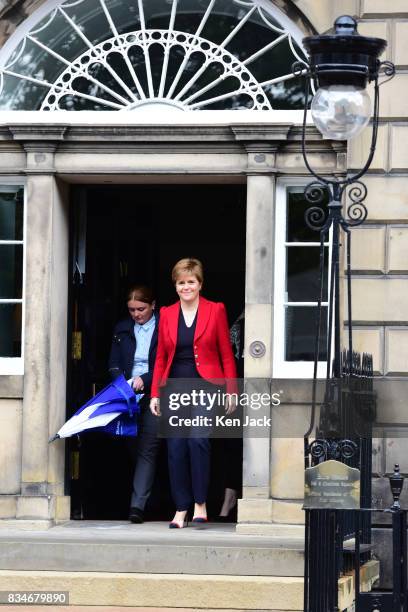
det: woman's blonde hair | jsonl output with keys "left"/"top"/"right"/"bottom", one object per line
{"left": 172, "top": 258, "right": 204, "bottom": 285}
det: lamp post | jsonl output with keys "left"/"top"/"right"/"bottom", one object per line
{"left": 295, "top": 15, "right": 395, "bottom": 382}
{"left": 298, "top": 16, "right": 395, "bottom": 612}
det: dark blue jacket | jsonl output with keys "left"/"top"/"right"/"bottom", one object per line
{"left": 108, "top": 313, "right": 159, "bottom": 393}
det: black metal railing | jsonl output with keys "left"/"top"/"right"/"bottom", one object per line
{"left": 354, "top": 472, "right": 408, "bottom": 612}
{"left": 305, "top": 489, "right": 408, "bottom": 612}
{"left": 304, "top": 350, "right": 377, "bottom": 611}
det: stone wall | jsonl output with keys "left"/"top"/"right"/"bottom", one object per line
{"left": 0, "top": 0, "right": 43, "bottom": 48}
{"left": 0, "top": 376, "right": 23, "bottom": 516}
{"left": 353, "top": 4, "right": 408, "bottom": 585}
{"left": 347, "top": 5, "right": 408, "bottom": 383}
{"left": 349, "top": 5, "right": 408, "bottom": 519}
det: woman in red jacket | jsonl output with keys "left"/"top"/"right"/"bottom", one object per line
{"left": 150, "top": 258, "right": 237, "bottom": 528}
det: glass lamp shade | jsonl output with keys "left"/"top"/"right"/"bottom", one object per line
{"left": 311, "top": 85, "right": 372, "bottom": 140}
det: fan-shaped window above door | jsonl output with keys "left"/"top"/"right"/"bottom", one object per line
{"left": 0, "top": 0, "right": 309, "bottom": 111}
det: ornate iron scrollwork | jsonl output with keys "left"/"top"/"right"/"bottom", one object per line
{"left": 304, "top": 206, "right": 327, "bottom": 231}
{"left": 304, "top": 180, "right": 368, "bottom": 232}
{"left": 304, "top": 181, "right": 328, "bottom": 205}
{"left": 304, "top": 181, "right": 330, "bottom": 231}
{"left": 338, "top": 439, "right": 358, "bottom": 460}
{"left": 309, "top": 438, "right": 358, "bottom": 462}
{"left": 343, "top": 181, "right": 368, "bottom": 227}
{"left": 309, "top": 439, "right": 330, "bottom": 461}
{"left": 379, "top": 60, "right": 396, "bottom": 85}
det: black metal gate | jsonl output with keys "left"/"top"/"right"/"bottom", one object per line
{"left": 300, "top": 168, "right": 408, "bottom": 612}
{"left": 304, "top": 468, "right": 408, "bottom": 612}
{"left": 304, "top": 351, "right": 376, "bottom": 612}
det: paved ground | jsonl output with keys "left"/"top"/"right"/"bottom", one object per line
{"left": 0, "top": 520, "right": 303, "bottom": 547}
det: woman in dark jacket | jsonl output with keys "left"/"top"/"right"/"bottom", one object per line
{"left": 108, "top": 285, "right": 159, "bottom": 524}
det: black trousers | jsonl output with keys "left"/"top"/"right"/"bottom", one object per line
{"left": 126, "top": 404, "right": 160, "bottom": 511}
{"left": 167, "top": 437, "right": 210, "bottom": 510}
{"left": 161, "top": 378, "right": 218, "bottom": 512}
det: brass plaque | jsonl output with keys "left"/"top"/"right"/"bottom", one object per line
{"left": 72, "top": 331, "right": 82, "bottom": 360}
{"left": 304, "top": 459, "right": 360, "bottom": 509}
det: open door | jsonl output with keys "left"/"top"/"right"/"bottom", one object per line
{"left": 67, "top": 183, "right": 246, "bottom": 520}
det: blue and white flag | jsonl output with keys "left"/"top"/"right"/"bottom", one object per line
{"left": 50, "top": 375, "right": 140, "bottom": 440}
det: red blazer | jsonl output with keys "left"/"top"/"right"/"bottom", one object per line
{"left": 151, "top": 296, "right": 237, "bottom": 397}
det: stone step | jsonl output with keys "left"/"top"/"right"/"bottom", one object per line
{"left": 0, "top": 569, "right": 304, "bottom": 610}
{"left": 0, "top": 521, "right": 304, "bottom": 577}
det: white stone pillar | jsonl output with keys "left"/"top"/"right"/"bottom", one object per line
{"left": 15, "top": 137, "right": 70, "bottom": 521}
{"left": 237, "top": 145, "right": 276, "bottom": 531}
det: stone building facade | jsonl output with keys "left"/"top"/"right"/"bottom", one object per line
{"left": 0, "top": 0, "right": 407, "bottom": 537}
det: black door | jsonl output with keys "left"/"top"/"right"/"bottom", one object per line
{"left": 67, "top": 184, "right": 246, "bottom": 520}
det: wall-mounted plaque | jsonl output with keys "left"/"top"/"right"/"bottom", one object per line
{"left": 304, "top": 459, "right": 360, "bottom": 510}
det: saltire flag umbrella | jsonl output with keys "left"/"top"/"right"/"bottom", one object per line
{"left": 49, "top": 375, "right": 141, "bottom": 441}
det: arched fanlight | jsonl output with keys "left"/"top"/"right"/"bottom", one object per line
{"left": 0, "top": 0, "right": 311, "bottom": 111}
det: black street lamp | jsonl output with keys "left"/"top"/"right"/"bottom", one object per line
{"left": 298, "top": 17, "right": 396, "bottom": 612}
{"left": 303, "top": 15, "right": 388, "bottom": 141}
{"left": 294, "top": 15, "right": 395, "bottom": 380}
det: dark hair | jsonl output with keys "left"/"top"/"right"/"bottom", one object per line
{"left": 126, "top": 285, "right": 155, "bottom": 304}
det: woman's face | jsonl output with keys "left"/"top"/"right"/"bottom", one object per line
{"left": 175, "top": 273, "right": 202, "bottom": 304}
{"left": 127, "top": 299, "right": 155, "bottom": 325}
